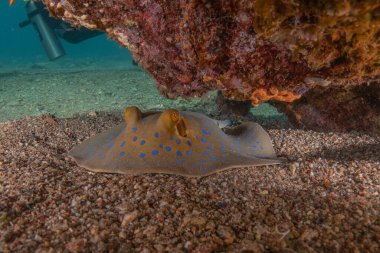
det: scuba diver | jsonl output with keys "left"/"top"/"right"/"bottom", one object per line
{"left": 18, "top": 0, "right": 102, "bottom": 60}
{"left": 13, "top": 0, "right": 138, "bottom": 65}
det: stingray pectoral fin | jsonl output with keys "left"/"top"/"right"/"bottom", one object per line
{"left": 225, "top": 122, "right": 278, "bottom": 159}
{"left": 190, "top": 155, "right": 282, "bottom": 177}
{"left": 68, "top": 123, "right": 126, "bottom": 167}
{"left": 245, "top": 122, "right": 278, "bottom": 159}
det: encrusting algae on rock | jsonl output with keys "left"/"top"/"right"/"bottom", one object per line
{"left": 43, "top": 0, "right": 380, "bottom": 133}
{"left": 250, "top": 86, "right": 301, "bottom": 106}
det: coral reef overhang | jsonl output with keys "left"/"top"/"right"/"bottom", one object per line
{"left": 272, "top": 82, "right": 380, "bottom": 134}
{"left": 43, "top": 0, "right": 380, "bottom": 133}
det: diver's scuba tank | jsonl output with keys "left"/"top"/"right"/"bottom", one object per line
{"left": 19, "top": 0, "right": 65, "bottom": 60}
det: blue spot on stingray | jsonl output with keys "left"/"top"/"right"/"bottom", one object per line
{"left": 251, "top": 145, "right": 256, "bottom": 148}
{"left": 165, "top": 146, "right": 172, "bottom": 151}
{"left": 203, "top": 151, "right": 210, "bottom": 156}
{"left": 152, "top": 150, "right": 159, "bottom": 155}
{"left": 119, "top": 151, "right": 125, "bottom": 157}
{"left": 140, "top": 140, "right": 146, "bottom": 145}
{"left": 217, "top": 133, "right": 222, "bottom": 138}
{"left": 219, "top": 147, "right": 225, "bottom": 151}
{"left": 177, "top": 158, "right": 184, "bottom": 164}
{"left": 186, "top": 151, "right": 192, "bottom": 156}
{"left": 159, "top": 144, "right": 163, "bottom": 148}
{"left": 170, "top": 136, "right": 174, "bottom": 141}
{"left": 176, "top": 139, "right": 181, "bottom": 145}
{"left": 220, "top": 142, "right": 225, "bottom": 146}
{"left": 221, "top": 154, "right": 227, "bottom": 158}
{"left": 191, "top": 163, "right": 196, "bottom": 168}
{"left": 201, "top": 138, "right": 207, "bottom": 143}
{"left": 207, "top": 146, "right": 213, "bottom": 151}
{"left": 202, "top": 129, "right": 211, "bottom": 135}
{"left": 199, "top": 159, "right": 205, "bottom": 163}
{"left": 251, "top": 149, "right": 256, "bottom": 153}
{"left": 132, "top": 127, "right": 137, "bottom": 132}
{"left": 120, "top": 141, "right": 126, "bottom": 147}
{"left": 154, "top": 132, "right": 159, "bottom": 138}
{"left": 133, "top": 136, "right": 137, "bottom": 142}
{"left": 211, "top": 156, "right": 217, "bottom": 161}
{"left": 107, "top": 143, "right": 114, "bottom": 148}
{"left": 187, "top": 140, "right": 192, "bottom": 147}
{"left": 139, "top": 153, "right": 145, "bottom": 158}
{"left": 176, "top": 151, "right": 182, "bottom": 156}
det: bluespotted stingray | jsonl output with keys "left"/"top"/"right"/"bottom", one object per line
{"left": 69, "top": 106, "right": 281, "bottom": 177}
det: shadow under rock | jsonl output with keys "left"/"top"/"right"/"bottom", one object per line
{"left": 304, "top": 143, "right": 380, "bottom": 162}
{"left": 251, "top": 115, "right": 292, "bottom": 130}
{"left": 213, "top": 113, "right": 293, "bottom": 130}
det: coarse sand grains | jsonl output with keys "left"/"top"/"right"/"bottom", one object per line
{"left": 0, "top": 112, "right": 379, "bottom": 252}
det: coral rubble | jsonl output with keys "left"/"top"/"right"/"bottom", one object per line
{"left": 43, "top": 0, "right": 380, "bottom": 132}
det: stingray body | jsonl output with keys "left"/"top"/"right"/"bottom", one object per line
{"left": 69, "top": 107, "right": 281, "bottom": 177}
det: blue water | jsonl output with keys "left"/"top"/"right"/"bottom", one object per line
{"left": 0, "top": 1, "right": 133, "bottom": 66}
{"left": 0, "top": 1, "right": 283, "bottom": 122}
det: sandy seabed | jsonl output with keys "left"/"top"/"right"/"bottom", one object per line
{"left": 0, "top": 67, "right": 283, "bottom": 124}
{"left": 0, "top": 111, "right": 379, "bottom": 253}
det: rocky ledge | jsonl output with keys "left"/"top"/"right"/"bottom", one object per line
{"left": 43, "top": 0, "right": 380, "bottom": 133}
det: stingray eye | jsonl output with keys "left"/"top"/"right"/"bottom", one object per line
{"left": 176, "top": 118, "right": 187, "bottom": 137}
{"left": 170, "top": 111, "right": 179, "bottom": 122}
{"left": 159, "top": 110, "right": 181, "bottom": 132}
{"left": 124, "top": 106, "right": 142, "bottom": 123}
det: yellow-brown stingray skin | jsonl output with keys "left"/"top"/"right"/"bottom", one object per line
{"left": 68, "top": 107, "right": 281, "bottom": 177}
{"left": 123, "top": 106, "right": 141, "bottom": 123}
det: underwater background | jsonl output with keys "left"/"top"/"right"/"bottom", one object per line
{"left": 0, "top": 1, "right": 283, "bottom": 122}
{"left": 1, "top": 2, "right": 379, "bottom": 253}
{"left": 0, "top": 1, "right": 134, "bottom": 67}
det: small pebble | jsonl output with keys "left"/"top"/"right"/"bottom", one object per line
{"left": 217, "top": 225, "right": 236, "bottom": 244}
{"left": 65, "top": 239, "right": 86, "bottom": 253}
{"left": 0, "top": 111, "right": 378, "bottom": 252}
{"left": 121, "top": 211, "right": 138, "bottom": 228}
